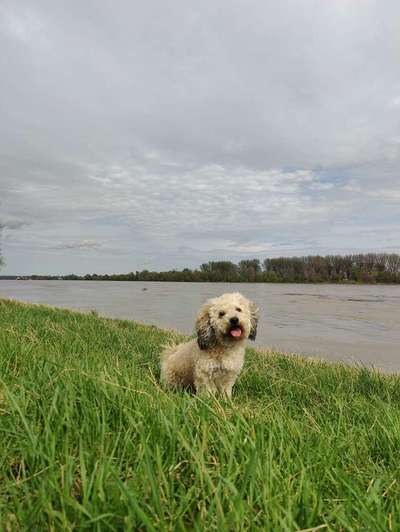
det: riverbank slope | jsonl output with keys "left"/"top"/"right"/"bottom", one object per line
{"left": 1, "top": 299, "right": 399, "bottom": 529}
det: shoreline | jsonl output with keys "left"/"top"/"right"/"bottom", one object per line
{"left": 0, "top": 297, "right": 395, "bottom": 375}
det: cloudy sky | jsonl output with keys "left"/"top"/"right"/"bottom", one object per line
{"left": 1, "top": 0, "right": 399, "bottom": 275}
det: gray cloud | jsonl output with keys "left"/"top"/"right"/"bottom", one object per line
{"left": 52, "top": 240, "right": 102, "bottom": 250}
{"left": 0, "top": 0, "right": 399, "bottom": 274}
{"left": 0, "top": 217, "right": 29, "bottom": 231}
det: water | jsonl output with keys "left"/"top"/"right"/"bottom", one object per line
{"left": 1, "top": 280, "right": 399, "bottom": 372}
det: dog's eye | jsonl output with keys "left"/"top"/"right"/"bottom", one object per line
{"left": 219, "top": 311, "right": 226, "bottom": 318}
{"left": 236, "top": 307, "right": 242, "bottom": 312}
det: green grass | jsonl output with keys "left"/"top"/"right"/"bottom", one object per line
{"left": 1, "top": 299, "right": 400, "bottom": 531}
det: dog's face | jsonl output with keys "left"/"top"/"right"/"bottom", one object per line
{"left": 196, "top": 292, "right": 259, "bottom": 350}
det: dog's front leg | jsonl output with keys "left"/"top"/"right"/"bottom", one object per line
{"left": 215, "top": 372, "right": 237, "bottom": 399}
{"left": 194, "top": 365, "right": 218, "bottom": 397}
{"left": 223, "top": 384, "right": 233, "bottom": 399}
{"left": 220, "top": 380, "right": 235, "bottom": 399}
{"left": 194, "top": 379, "right": 218, "bottom": 397}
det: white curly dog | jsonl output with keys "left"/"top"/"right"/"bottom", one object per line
{"left": 160, "top": 292, "right": 258, "bottom": 397}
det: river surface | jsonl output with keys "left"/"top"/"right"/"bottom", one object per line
{"left": 1, "top": 280, "right": 399, "bottom": 372}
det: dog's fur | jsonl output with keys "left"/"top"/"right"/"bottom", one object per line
{"left": 160, "top": 292, "right": 258, "bottom": 397}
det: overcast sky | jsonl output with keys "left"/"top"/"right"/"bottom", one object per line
{"left": 1, "top": 0, "right": 399, "bottom": 275}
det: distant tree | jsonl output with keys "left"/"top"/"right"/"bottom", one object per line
{"left": 200, "top": 263, "right": 211, "bottom": 273}
{"left": 200, "top": 261, "right": 238, "bottom": 281}
{"left": 238, "top": 259, "right": 261, "bottom": 281}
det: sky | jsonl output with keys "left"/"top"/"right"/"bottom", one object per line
{"left": 0, "top": 0, "right": 399, "bottom": 275}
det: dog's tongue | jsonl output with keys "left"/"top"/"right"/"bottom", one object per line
{"left": 230, "top": 328, "right": 242, "bottom": 338}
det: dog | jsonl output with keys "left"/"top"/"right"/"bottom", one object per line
{"left": 160, "top": 292, "right": 258, "bottom": 397}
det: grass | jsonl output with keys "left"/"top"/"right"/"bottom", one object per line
{"left": 1, "top": 299, "right": 400, "bottom": 531}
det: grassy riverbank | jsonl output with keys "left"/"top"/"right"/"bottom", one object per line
{"left": 1, "top": 299, "right": 400, "bottom": 530}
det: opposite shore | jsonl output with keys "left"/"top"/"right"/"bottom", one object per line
{"left": 1, "top": 253, "right": 400, "bottom": 284}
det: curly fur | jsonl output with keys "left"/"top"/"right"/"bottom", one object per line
{"left": 160, "top": 293, "right": 259, "bottom": 397}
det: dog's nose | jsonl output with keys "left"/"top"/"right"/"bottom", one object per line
{"left": 230, "top": 316, "right": 239, "bottom": 326}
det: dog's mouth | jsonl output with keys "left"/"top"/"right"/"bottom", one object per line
{"left": 228, "top": 326, "right": 243, "bottom": 339}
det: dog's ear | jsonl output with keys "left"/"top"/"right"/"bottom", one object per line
{"left": 196, "top": 302, "right": 216, "bottom": 350}
{"left": 248, "top": 301, "right": 259, "bottom": 341}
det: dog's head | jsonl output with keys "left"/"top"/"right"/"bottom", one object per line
{"left": 195, "top": 292, "right": 259, "bottom": 350}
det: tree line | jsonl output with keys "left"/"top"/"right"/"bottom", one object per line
{"left": 11, "top": 253, "right": 400, "bottom": 283}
